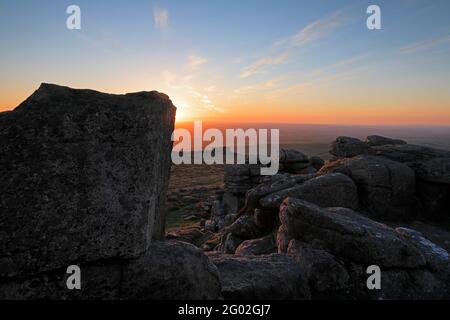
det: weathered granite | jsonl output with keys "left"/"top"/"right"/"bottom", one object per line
{"left": 0, "top": 84, "right": 176, "bottom": 280}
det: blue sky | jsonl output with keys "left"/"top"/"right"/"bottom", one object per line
{"left": 1, "top": 0, "right": 450, "bottom": 124}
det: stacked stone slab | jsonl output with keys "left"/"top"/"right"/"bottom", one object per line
{"left": 277, "top": 198, "right": 450, "bottom": 299}
{"left": 223, "top": 164, "right": 263, "bottom": 214}
{"left": 0, "top": 84, "right": 220, "bottom": 299}
{"left": 373, "top": 144, "right": 450, "bottom": 220}
{"left": 221, "top": 149, "right": 324, "bottom": 217}
{"left": 279, "top": 149, "right": 315, "bottom": 174}
{"left": 325, "top": 136, "right": 450, "bottom": 220}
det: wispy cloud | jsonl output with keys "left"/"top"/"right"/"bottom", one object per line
{"left": 398, "top": 35, "right": 450, "bottom": 54}
{"left": 153, "top": 6, "right": 169, "bottom": 31}
{"left": 240, "top": 52, "right": 289, "bottom": 78}
{"left": 187, "top": 54, "right": 208, "bottom": 69}
{"left": 279, "top": 10, "right": 348, "bottom": 48}
{"left": 240, "top": 10, "right": 349, "bottom": 78}
{"left": 161, "top": 70, "right": 226, "bottom": 114}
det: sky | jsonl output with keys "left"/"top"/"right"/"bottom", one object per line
{"left": 0, "top": 0, "right": 450, "bottom": 125}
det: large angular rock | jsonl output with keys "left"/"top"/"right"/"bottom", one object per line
{"left": 345, "top": 263, "right": 449, "bottom": 300}
{"left": 120, "top": 241, "right": 221, "bottom": 300}
{"left": 310, "top": 156, "right": 325, "bottom": 171}
{"left": 260, "top": 173, "right": 358, "bottom": 210}
{"left": 416, "top": 158, "right": 450, "bottom": 184}
{"left": 0, "top": 261, "right": 122, "bottom": 300}
{"left": 330, "top": 136, "right": 372, "bottom": 158}
{"left": 278, "top": 198, "right": 426, "bottom": 268}
{"left": 235, "top": 234, "right": 276, "bottom": 256}
{"left": 0, "top": 84, "right": 176, "bottom": 280}
{"left": 287, "top": 240, "right": 350, "bottom": 299}
{"left": 366, "top": 135, "right": 406, "bottom": 147}
{"left": 224, "top": 164, "right": 262, "bottom": 195}
{"left": 395, "top": 228, "right": 450, "bottom": 272}
{"left": 208, "top": 253, "right": 310, "bottom": 300}
{"left": 372, "top": 144, "right": 450, "bottom": 170}
{"left": 221, "top": 233, "right": 245, "bottom": 254}
{"left": 240, "top": 173, "right": 314, "bottom": 215}
{"left": 279, "top": 149, "right": 309, "bottom": 164}
{"left": 319, "top": 155, "right": 416, "bottom": 219}
{"left": 221, "top": 215, "right": 264, "bottom": 240}
{"left": 1, "top": 240, "right": 222, "bottom": 300}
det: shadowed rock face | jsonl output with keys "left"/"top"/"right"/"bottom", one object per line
{"left": 120, "top": 240, "right": 221, "bottom": 300}
{"left": 278, "top": 198, "right": 426, "bottom": 268}
{"left": 259, "top": 173, "right": 358, "bottom": 210}
{"left": 276, "top": 199, "right": 450, "bottom": 299}
{"left": 0, "top": 84, "right": 176, "bottom": 280}
{"left": 0, "top": 240, "right": 222, "bottom": 300}
{"left": 208, "top": 252, "right": 310, "bottom": 300}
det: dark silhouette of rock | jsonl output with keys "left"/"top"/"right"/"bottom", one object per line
{"left": 330, "top": 136, "right": 372, "bottom": 158}
{"left": 166, "top": 227, "right": 209, "bottom": 248}
{"left": 319, "top": 155, "right": 416, "bottom": 220}
{"left": 120, "top": 241, "right": 221, "bottom": 300}
{"left": 0, "top": 240, "right": 221, "bottom": 300}
{"left": 415, "top": 158, "right": 450, "bottom": 219}
{"left": 287, "top": 240, "right": 350, "bottom": 299}
{"left": 221, "top": 215, "right": 264, "bottom": 240}
{"left": 366, "top": 135, "right": 406, "bottom": 147}
{"left": 416, "top": 157, "right": 450, "bottom": 184}
{"left": 208, "top": 253, "right": 310, "bottom": 300}
{"left": 235, "top": 234, "right": 276, "bottom": 256}
{"left": 370, "top": 144, "right": 450, "bottom": 220}
{"left": 279, "top": 149, "right": 311, "bottom": 174}
{"left": 372, "top": 144, "right": 450, "bottom": 170}
{"left": 278, "top": 198, "right": 425, "bottom": 268}
{"left": 395, "top": 228, "right": 449, "bottom": 272}
{"left": 260, "top": 173, "right": 358, "bottom": 210}
{"left": 277, "top": 199, "right": 450, "bottom": 299}
{"left": 254, "top": 208, "right": 278, "bottom": 230}
{"left": 239, "top": 173, "right": 314, "bottom": 216}
{"left": 280, "top": 149, "right": 309, "bottom": 164}
{"left": 417, "top": 181, "right": 450, "bottom": 219}
{"left": 221, "top": 233, "right": 245, "bottom": 254}
{"left": 310, "top": 156, "right": 325, "bottom": 171}
{"left": 0, "top": 261, "right": 123, "bottom": 300}
{"left": 0, "top": 84, "right": 176, "bottom": 280}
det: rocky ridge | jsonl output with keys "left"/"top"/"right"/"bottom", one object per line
{"left": 172, "top": 135, "right": 450, "bottom": 299}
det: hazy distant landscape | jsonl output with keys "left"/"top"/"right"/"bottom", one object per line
{"left": 167, "top": 122, "right": 450, "bottom": 229}
{"left": 173, "top": 123, "right": 450, "bottom": 160}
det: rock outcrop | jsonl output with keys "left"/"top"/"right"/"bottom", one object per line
{"left": 362, "top": 142, "right": 450, "bottom": 219}
{"left": 366, "top": 135, "right": 406, "bottom": 147}
{"left": 0, "top": 84, "right": 220, "bottom": 299}
{"left": 277, "top": 198, "right": 450, "bottom": 299}
{"left": 330, "top": 136, "right": 373, "bottom": 158}
{"left": 319, "top": 155, "right": 416, "bottom": 220}
{"left": 198, "top": 135, "right": 450, "bottom": 300}
{"left": 278, "top": 199, "right": 425, "bottom": 267}
{"left": 259, "top": 173, "right": 358, "bottom": 210}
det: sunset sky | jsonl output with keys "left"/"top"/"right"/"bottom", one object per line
{"left": 1, "top": 0, "right": 450, "bottom": 125}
